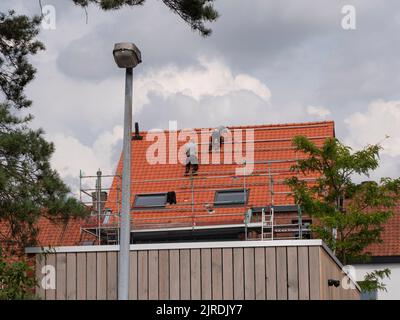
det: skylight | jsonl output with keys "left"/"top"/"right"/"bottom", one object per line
{"left": 133, "top": 193, "right": 167, "bottom": 208}
{"left": 214, "top": 189, "right": 248, "bottom": 206}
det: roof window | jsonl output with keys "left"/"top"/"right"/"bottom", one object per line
{"left": 214, "top": 189, "right": 248, "bottom": 206}
{"left": 133, "top": 193, "right": 167, "bottom": 209}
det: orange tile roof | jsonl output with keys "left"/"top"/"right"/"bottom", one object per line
{"left": 0, "top": 216, "right": 95, "bottom": 250}
{"left": 36, "top": 217, "right": 96, "bottom": 247}
{"left": 101, "top": 119, "right": 399, "bottom": 257}
{"left": 103, "top": 121, "right": 335, "bottom": 229}
{"left": 4, "top": 119, "right": 396, "bottom": 257}
{"left": 366, "top": 204, "right": 400, "bottom": 257}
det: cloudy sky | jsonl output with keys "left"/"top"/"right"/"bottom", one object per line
{"left": 2, "top": 0, "right": 400, "bottom": 194}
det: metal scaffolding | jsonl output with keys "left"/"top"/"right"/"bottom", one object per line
{"left": 76, "top": 123, "right": 330, "bottom": 244}
{"left": 79, "top": 169, "right": 121, "bottom": 245}
{"left": 78, "top": 158, "right": 312, "bottom": 245}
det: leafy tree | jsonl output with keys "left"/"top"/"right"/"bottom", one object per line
{"left": 358, "top": 268, "right": 391, "bottom": 293}
{"left": 0, "top": 250, "right": 38, "bottom": 300}
{"left": 286, "top": 136, "right": 400, "bottom": 292}
{"left": 72, "top": 0, "right": 219, "bottom": 36}
{"left": 0, "top": 11, "right": 87, "bottom": 256}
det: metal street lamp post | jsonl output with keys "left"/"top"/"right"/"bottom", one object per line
{"left": 113, "top": 42, "right": 142, "bottom": 300}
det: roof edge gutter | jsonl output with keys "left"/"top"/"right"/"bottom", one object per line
{"left": 26, "top": 239, "right": 323, "bottom": 254}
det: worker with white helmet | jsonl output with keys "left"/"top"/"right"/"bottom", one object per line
{"left": 184, "top": 139, "right": 198, "bottom": 175}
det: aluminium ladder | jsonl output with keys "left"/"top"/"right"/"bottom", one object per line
{"left": 261, "top": 206, "right": 274, "bottom": 240}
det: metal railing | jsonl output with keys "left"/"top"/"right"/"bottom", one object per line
{"left": 79, "top": 160, "right": 311, "bottom": 244}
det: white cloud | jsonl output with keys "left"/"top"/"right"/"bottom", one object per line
{"left": 344, "top": 100, "right": 400, "bottom": 157}
{"left": 134, "top": 58, "right": 271, "bottom": 113}
{"left": 306, "top": 105, "right": 331, "bottom": 118}
{"left": 28, "top": 57, "right": 272, "bottom": 136}
{"left": 49, "top": 125, "right": 123, "bottom": 195}
{"left": 344, "top": 99, "right": 400, "bottom": 179}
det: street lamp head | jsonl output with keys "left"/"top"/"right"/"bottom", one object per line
{"left": 113, "top": 43, "right": 142, "bottom": 69}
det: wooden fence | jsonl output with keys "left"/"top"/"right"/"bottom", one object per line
{"left": 26, "top": 240, "right": 360, "bottom": 300}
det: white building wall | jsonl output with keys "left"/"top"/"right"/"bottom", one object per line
{"left": 353, "top": 263, "right": 400, "bottom": 300}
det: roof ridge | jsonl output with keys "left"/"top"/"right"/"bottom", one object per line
{"left": 132, "top": 120, "right": 335, "bottom": 135}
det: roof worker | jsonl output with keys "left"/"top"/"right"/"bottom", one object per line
{"left": 209, "top": 126, "right": 228, "bottom": 152}
{"left": 184, "top": 139, "right": 199, "bottom": 176}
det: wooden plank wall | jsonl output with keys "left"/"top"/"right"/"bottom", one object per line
{"left": 35, "top": 245, "right": 360, "bottom": 300}
{"left": 318, "top": 248, "right": 360, "bottom": 300}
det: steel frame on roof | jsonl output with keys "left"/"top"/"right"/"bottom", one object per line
{"left": 195, "top": 135, "right": 330, "bottom": 146}
{"left": 79, "top": 156, "right": 310, "bottom": 245}
{"left": 77, "top": 123, "right": 334, "bottom": 244}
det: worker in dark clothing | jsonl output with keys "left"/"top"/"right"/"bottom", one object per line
{"left": 184, "top": 139, "right": 199, "bottom": 175}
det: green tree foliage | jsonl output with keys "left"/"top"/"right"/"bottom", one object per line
{"left": 358, "top": 268, "right": 391, "bottom": 293}
{"left": 0, "top": 250, "right": 37, "bottom": 299}
{"left": 286, "top": 136, "right": 400, "bottom": 291}
{"left": 72, "top": 0, "right": 219, "bottom": 36}
{"left": 0, "top": 11, "right": 87, "bottom": 255}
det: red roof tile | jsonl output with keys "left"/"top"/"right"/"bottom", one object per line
{"left": 102, "top": 119, "right": 399, "bottom": 256}
{"left": 366, "top": 204, "right": 400, "bottom": 257}
{"left": 4, "top": 120, "right": 397, "bottom": 255}
{"left": 0, "top": 216, "right": 96, "bottom": 250}
{"left": 103, "top": 121, "right": 335, "bottom": 229}
{"left": 36, "top": 217, "right": 96, "bottom": 247}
